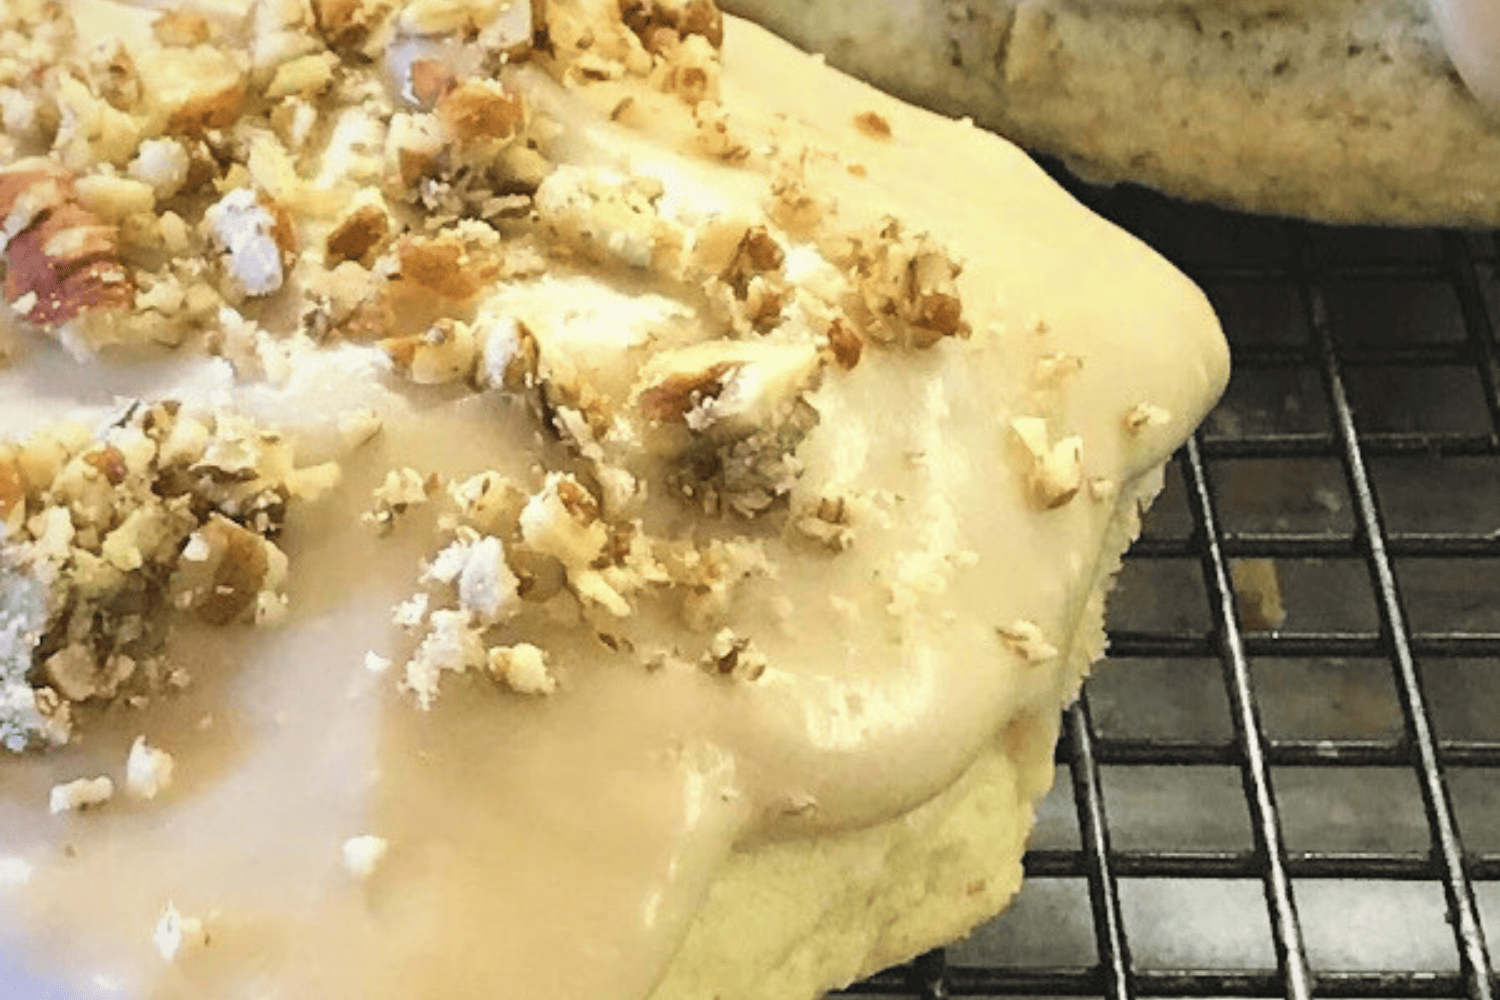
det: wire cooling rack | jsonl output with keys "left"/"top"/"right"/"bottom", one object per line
{"left": 838, "top": 177, "right": 1500, "bottom": 1000}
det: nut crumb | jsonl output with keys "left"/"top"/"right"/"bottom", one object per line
{"left": 0, "top": 857, "right": 33, "bottom": 886}
{"left": 1232, "top": 558, "right": 1286, "bottom": 632}
{"left": 153, "top": 903, "right": 207, "bottom": 961}
{"left": 49, "top": 775, "right": 115, "bottom": 814}
{"left": 997, "top": 620, "right": 1059, "bottom": 664}
{"left": 364, "top": 468, "right": 438, "bottom": 534}
{"left": 436, "top": 80, "right": 526, "bottom": 144}
{"left": 382, "top": 318, "right": 478, "bottom": 385}
{"left": 125, "top": 736, "right": 175, "bottom": 801}
{"left": 153, "top": 11, "right": 212, "bottom": 46}
{"left": 1124, "top": 403, "right": 1172, "bottom": 434}
{"left": 1009, "top": 417, "right": 1083, "bottom": 509}
{"left": 342, "top": 835, "right": 390, "bottom": 878}
{"left": 795, "top": 495, "right": 854, "bottom": 552}
{"left": 488, "top": 643, "right": 556, "bottom": 695}
{"left": 824, "top": 317, "right": 863, "bottom": 370}
{"left": 853, "top": 111, "right": 892, "bottom": 139}
{"left": 826, "top": 218, "right": 968, "bottom": 348}
{"left": 702, "top": 628, "right": 766, "bottom": 681}
{"left": 325, "top": 204, "right": 391, "bottom": 266}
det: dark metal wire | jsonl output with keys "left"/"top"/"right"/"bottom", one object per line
{"left": 1179, "top": 435, "right": 1314, "bottom": 1000}
{"left": 1066, "top": 697, "right": 1135, "bottom": 1000}
{"left": 837, "top": 184, "right": 1500, "bottom": 1000}
{"left": 1301, "top": 248, "right": 1496, "bottom": 1000}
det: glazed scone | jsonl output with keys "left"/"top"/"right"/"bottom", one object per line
{"left": 720, "top": 0, "right": 1500, "bottom": 226}
{"left": 0, "top": 2, "right": 1227, "bottom": 999}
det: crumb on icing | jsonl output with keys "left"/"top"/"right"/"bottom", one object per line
{"left": 342, "top": 834, "right": 390, "bottom": 878}
{"left": 701, "top": 626, "right": 766, "bottom": 681}
{"left": 0, "top": 404, "right": 324, "bottom": 753}
{"left": 793, "top": 495, "right": 854, "bottom": 553}
{"left": 1009, "top": 416, "right": 1084, "bottom": 510}
{"left": 997, "top": 620, "right": 1059, "bottom": 665}
{"left": 153, "top": 902, "right": 207, "bottom": 961}
{"left": 852, "top": 111, "right": 892, "bottom": 139}
{"left": 1124, "top": 402, "right": 1172, "bottom": 434}
{"left": 125, "top": 735, "right": 176, "bottom": 800}
{"left": 48, "top": 775, "right": 115, "bottom": 814}
{"left": 363, "top": 467, "right": 439, "bottom": 536}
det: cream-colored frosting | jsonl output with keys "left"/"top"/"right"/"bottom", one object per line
{"left": 0, "top": 4, "right": 1227, "bottom": 1000}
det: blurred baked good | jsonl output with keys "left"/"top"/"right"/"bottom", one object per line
{"left": 721, "top": 0, "right": 1500, "bottom": 226}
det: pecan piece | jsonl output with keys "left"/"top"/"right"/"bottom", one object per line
{"left": 0, "top": 166, "right": 133, "bottom": 327}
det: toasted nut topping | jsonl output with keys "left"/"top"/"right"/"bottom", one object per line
{"left": 795, "top": 495, "right": 854, "bottom": 552}
{"left": 1124, "top": 403, "right": 1172, "bottom": 434}
{"left": 410, "top": 59, "right": 457, "bottom": 107}
{"left": 82, "top": 445, "right": 128, "bottom": 486}
{"left": 125, "top": 736, "right": 175, "bottom": 800}
{"left": 341, "top": 835, "right": 390, "bottom": 878}
{"left": 1010, "top": 416, "right": 1084, "bottom": 509}
{"left": 382, "top": 318, "right": 478, "bottom": 385}
{"left": 488, "top": 643, "right": 556, "bottom": 695}
{"left": 387, "top": 113, "right": 445, "bottom": 188}
{"left": 325, "top": 204, "right": 390, "bottom": 266}
{"left": 153, "top": 903, "right": 207, "bottom": 962}
{"left": 853, "top": 111, "right": 892, "bottom": 139}
{"left": 436, "top": 81, "right": 525, "bottom": 143}
{"left": 313, "top": 0, "right": 393, "bottom": 52}
{"left": 997, "top": 620, "right": 1059, "bottom": 664}
{"left": 397, "top": 236, "right": 482, "bottom": 300}
{"left": 620, "top": 0, "right": 725, "bottom": 51}
{"left": 49, "top": 775, "right": 115, "bottom": 814}
{"left": 638, "top": 361, "right": 739, "bottom": 423}
{"left": 171, "top": 515, "right": 280, "bottom": 626}
{"left": 824, "top": 316, "right": 864, "bottom": 370}
{"left": 0, "top": 450, "right": 24, "bottom": 526}
{"left": 829, "top": 218, "right": 969, "bottom": 348}
{"left": 0, "top": 167, "right": 133, "bottom": 327}
{"left": 150, "top": 46, "right": 249, "bottom": 134}
{"left": 702, "top": 627, "right": 766, "bottom": 680}
{"left": 364, "top": 467, "right": 438, "bottom": 534}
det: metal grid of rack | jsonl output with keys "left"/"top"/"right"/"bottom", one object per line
{"left": 838, "top": 177, "right": 1500, "bottom": 1000}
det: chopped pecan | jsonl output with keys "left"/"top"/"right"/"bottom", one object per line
{"left": 313, "top": 0, "right": 392, "bottom": 51}
{"left": 853, "top": 111, "right": 892, "bottom": 139}
{"left": 619, "top": 0, "right": 724, "bottom": 51}
{"left": 436, "top": 80, "right": 525, "bottom": 143}
{"left": 409, "top": 60, "right": 456, "bottom": 107}
{"left": 325, "top": 203, "right": 389, "bottom": 266}
{"left": 397, "top": 235, "right": 482, "bottom": 300}
{"left": 638, "top": 361, "right": 739, "bottom": 423}
{"left": 824, "top": 316, "right": 864, "bottom": 370}
{"left": 0, "top": 166, "right": 133, "bottom": 327}
{"left": 170, "top": 515, "right": 278, "bottom": 626}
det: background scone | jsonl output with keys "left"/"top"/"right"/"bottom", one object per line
{"left": 720, "top": 0, "right": 1500, "bottom": 227}
{"left": 0, "top": 2, "right": 1227, "bottom": 999}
